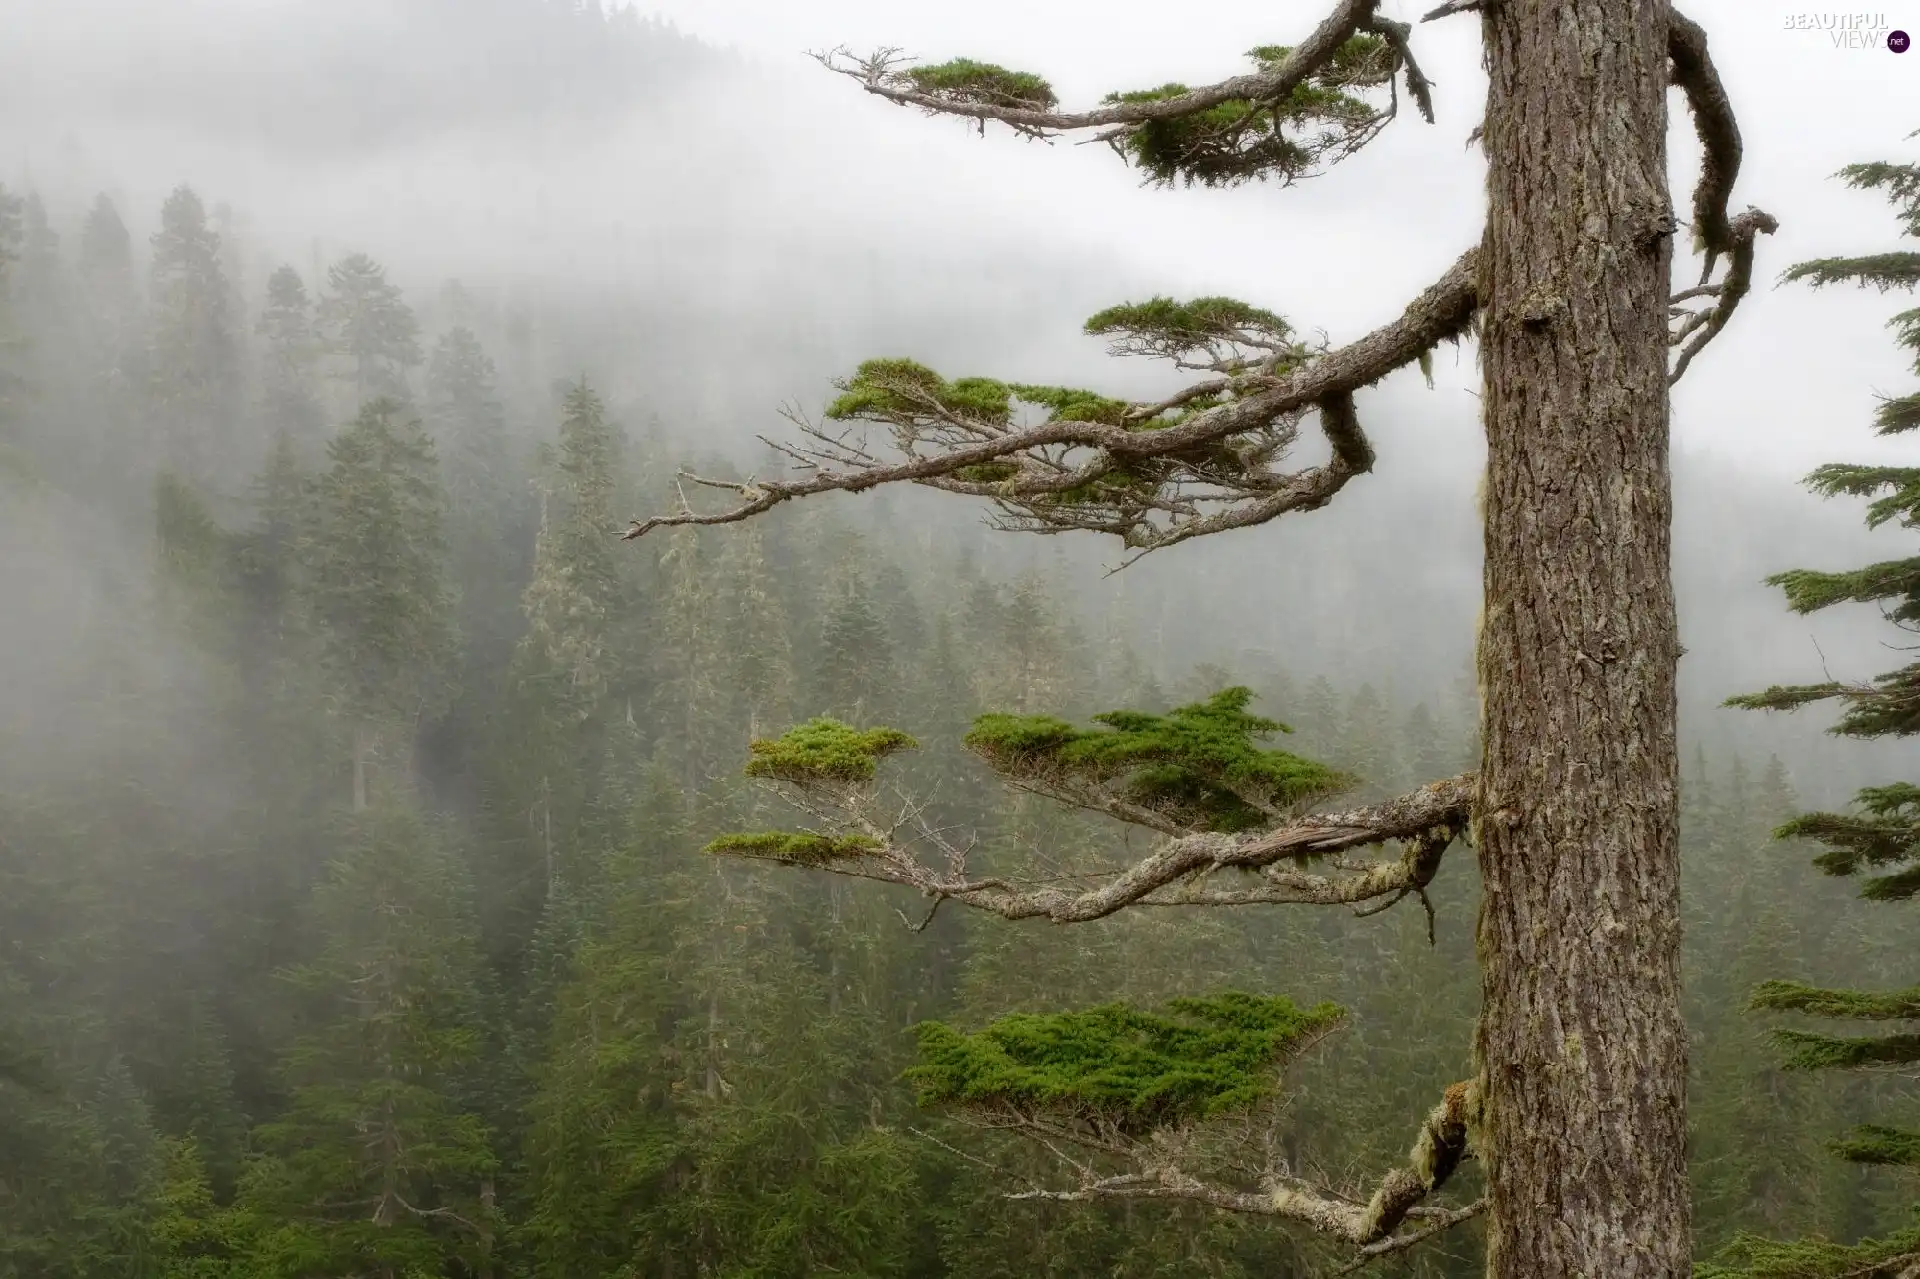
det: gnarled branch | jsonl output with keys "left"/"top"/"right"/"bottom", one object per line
{"left": 1001, "top": 1078, "right": 1478, "bottom": 1259}
{"left": 717, "top": 773, "right": 1474, "bottom": 926}
{"left": 624, "top": 249, "right": 1480, "bottom": 548}
{"left": 1664, "top": 8, "right": 1777, "bottom": 384}
{"left": 1669, "top": 9, "right": 1742, "bottom": 275}
{"left": 817, "top": 0, "right": 1389, "bottom": 137}
{"left": 1669, "top": 207, "right": 1779, "bottom": 385}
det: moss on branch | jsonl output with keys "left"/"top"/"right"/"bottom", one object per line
{"left": 905, "top": 991, "right": 1343, "bottom": 1136}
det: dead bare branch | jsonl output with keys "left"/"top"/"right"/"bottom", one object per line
{"left": 1668, "top": 207, "right": 1779, "bottom": 385}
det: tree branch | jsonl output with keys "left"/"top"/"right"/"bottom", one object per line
{"left": 1669, "top": 207, "right": 1779, "bottom": 385}
{"left": 818, "top": 0, "right": 1385, "bottom": 136}
{"left": 718, "top": 774, "right": 1474, "bottom": 925}
{"left": 624, "top": 249, "right": 1479, "bottom": 546}
{"left": 1002, "top": 1079, "right": 1478, "bottom": 1259}
{"left": 1668, "top": 9, "right": 1742, "bottom": 274}
{"left": 1334, "top": 1198, "right": 1488, "bottom": 1273}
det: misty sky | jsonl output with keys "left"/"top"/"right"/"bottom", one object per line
{"left": 7, "top": 0, "right": 1916, "bottom": 485}
{"left": 628, "top": 0, "right": 1920, "bottom": 476}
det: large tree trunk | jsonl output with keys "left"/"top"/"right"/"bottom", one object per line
{"left": 1476, "top": 1, "right": 1688, "bottom": 1274}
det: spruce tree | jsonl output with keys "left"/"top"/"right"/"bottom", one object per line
{"left": 305, "top": 398, "right": 454, "bottom": 811}
{"left": 255, "top": 266, "right": 323, "bottom": 449}
{"left": 623, "top": 6, "right": 1779, "bottom": 1268}
{"left": 230, "top": 801, "right": 498, "bottom": 1278}
{"left": 0, "top": 185, "right": 24, "bottom": 451}
{"left": 317, "top": 253, "right": 422, "bottom": 405}
{"left": 147, "top": 185, "right": 239, "bottom": 479}
{"left": 1712, "top": 134, "right": 1920, "bottom": 1276}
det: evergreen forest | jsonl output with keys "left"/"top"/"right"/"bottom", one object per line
{"left": 2, "top": 2, "right": 1919, "bottom": 1275}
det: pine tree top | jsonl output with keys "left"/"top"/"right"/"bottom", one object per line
{"left": 905, "top": 991, "right": 1342, "bottom": 1137}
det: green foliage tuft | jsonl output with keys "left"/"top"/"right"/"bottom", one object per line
{"left": 1781, "top": 252, "right": 1920, "bottom": 294}
{"left": 824, "top": 358, "right": 1012, "bottom": 425}
{"left": 1004, "top": 383, "right": 1130, "bottom": 425}
{"left": 1099, "top": 37, "right": 1390, "bottom": 188}
{"left": 963, "top": 687, "right": 1350, "bottom": 833}
{"left": 1769, "top": 1028, "right": 1920, "bottom": 1072}
{"left": 905, "top": 991, "right": 1343, "bottom": 1137}
{"left": 741, "top": 718, "right": 918, "bottom": 785}
{"left": 1829, "top": 1123, "right": 1920, "bottom": 1167}
{"left": 1752, "top": 979, "right": 1920, "bottom": 1021}
{"left": 903, "top": 58, "right": 1058, "bottom": 110}
{"left": 1083, "top": 295, "right": 1294, "bottom": 364}
{"left": 704, "top": 830, "right": 884, "bottom": 867}
{"left": 1699, "top": 1219, "right": 1920, "bottom": 1277}
{"left": 1836, "top": 159, "right": 1920, "bottom": 237}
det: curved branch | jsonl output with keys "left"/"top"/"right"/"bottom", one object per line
{"left": 718, "top": 774, "right": 1474, "bottom": 925}
{"left": 819, "top": 0, "right": 1384, "bottom": 136}
{"left": 624, "top": 249, "right": 1480, "bottom": 544}
{"left": 1005, "top": 1079, "right": 1478, "bottom": 1257}
{"left": 1668, "top": 9, "right": 1742, "bottom": 275}
{"left": 1669, "top": 206, "right": 1779, "bottom": 385}
{"left": 1334, "top": 1199, "right": 1488, "bottom": 1273}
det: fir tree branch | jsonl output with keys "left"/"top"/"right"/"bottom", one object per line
{"left": 1753, "top": 980, "right": 1920, "bottom": 1022}
{"left": 714, "top": 773, "right": 1473, "bottom": 924}
{"left": 811, "top": 0, "right": 1391, "bottom": 138}
{"left": 625, "top": 250, "right": 1480, "bottom": 549}
{"left": 999, "top": 1078, "right": 1477, "bottom": 1259}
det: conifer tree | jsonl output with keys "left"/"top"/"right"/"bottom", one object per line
{"left": 306, "top": 398, "right": 454, "bottom": 811}
{"left": 623, "top": 5, "right": 1778, "bottom": 1268}
{"left": 147, "top": 185, "right": 240, "bottom": 478}
{"left": 424, "top": 324, "right": 534, "bottom": 814}
{"left": 1712, "top": 134, "right": 1920, "bottom": 1276}
{"left": 317, "top": 253, "right": 422, "bottom": 405}
{"left": 72, "top": 194, "right": 144, "bottom": 494}
{"left": 230, "top": 801, "right": 498, "bottom": 1278}
{"left": 0, "top": 185, "right": 25, "bottom": 450}
{"left": 255, "top": 266, "right": 323, "bottom": 449}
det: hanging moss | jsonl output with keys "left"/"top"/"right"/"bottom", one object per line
{"left": 963, "top": 687, "right": 1350, "bottom": 833}
{"left": 704, "top": 830, "right": 884, "bottom": 867}
{"left": 741, "top": 719, "right": 917, "bottom": 785}
{"left": 905, "top": 991, "right": 1343, "bottom": 1137}
{"left": 903, "top": 59, "right": 1058, "bottom": 111}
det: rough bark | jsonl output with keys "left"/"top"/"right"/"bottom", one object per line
{"left": 1475, "top": 1, "right": 1688, "bottom": 1274}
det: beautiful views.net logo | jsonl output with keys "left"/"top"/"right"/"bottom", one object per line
{"left": 1781, "top": 12, "right": 1911, "bottom": 49}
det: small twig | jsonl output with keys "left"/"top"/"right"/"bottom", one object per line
{"left": 1334, "top": 1198, "right": 1488, "bottom": 1273}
